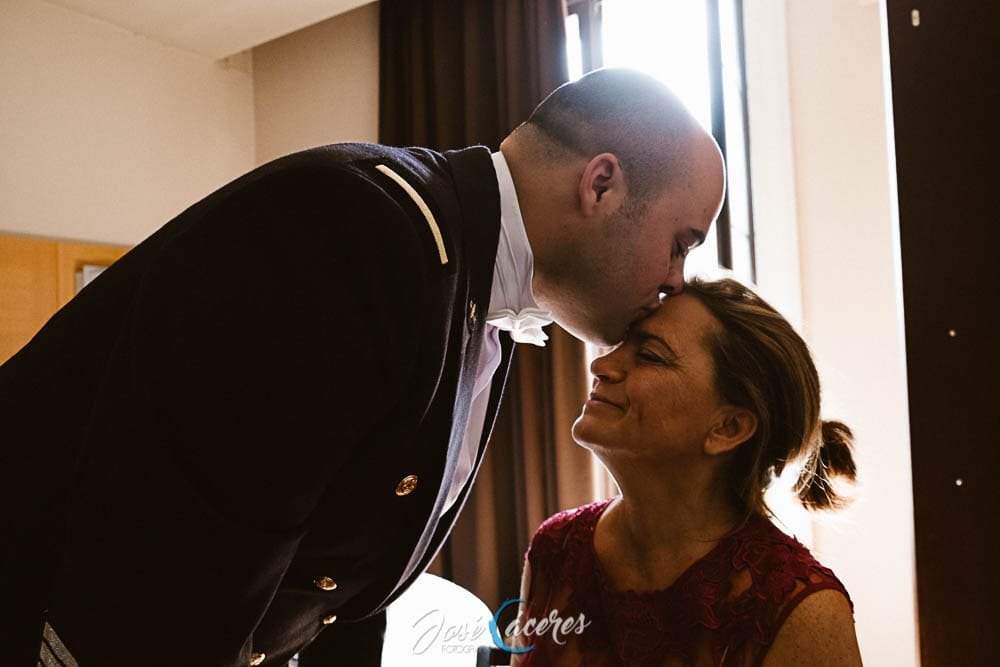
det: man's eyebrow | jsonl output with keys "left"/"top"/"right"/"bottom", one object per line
{"left": 632, "top": 328, "right": 680, "bottom": 357}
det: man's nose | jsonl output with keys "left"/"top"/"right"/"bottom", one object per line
{"left": 662, "top": 258, "right": 686, "bottom": 296}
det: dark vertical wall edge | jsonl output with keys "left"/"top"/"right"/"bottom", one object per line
{"left": 884, "top": 1, "right": 1000, "bottom": 664}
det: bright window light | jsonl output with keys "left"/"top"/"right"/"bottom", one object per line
{"left": 601, "top": 0, "right": 714, "bottom": 133}
{"left": 586, "top": 0, "right": 723, "bottom": 280}
{"left": 566, "top": 13, "right": 584, "bottom": 82}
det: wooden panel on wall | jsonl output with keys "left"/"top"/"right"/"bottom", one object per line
{"left": 56, "top": 240, "right": 129, "bottom": 308}
{"left": 885, "top": 2, "right": 999, "bottom": 664}
{"left": 0, "top": 235, "right": 59, "bottom": 365}
{"left": 0, "top": 234, "right": 130, "bottom": 365}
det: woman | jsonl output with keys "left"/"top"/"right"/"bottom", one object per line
{"left": 511, "top": 278, "right": 863, "bottom": 666}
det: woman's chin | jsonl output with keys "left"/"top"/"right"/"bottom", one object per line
{"left": 571, "top": 416, "right": 607, "bottom": 449}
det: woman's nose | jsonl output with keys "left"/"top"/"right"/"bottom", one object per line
{"left": 590, "top": 346, "right": 626, "bottom": 382}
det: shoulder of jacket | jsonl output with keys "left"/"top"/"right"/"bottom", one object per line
{"left": 248, "top": 145, "right": 459, "bottom": 274}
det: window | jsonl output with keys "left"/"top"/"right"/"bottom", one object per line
{"left": 566, "top": 0, "right": 756, "bottom": 284}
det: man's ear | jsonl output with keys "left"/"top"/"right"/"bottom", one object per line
{"left": 578, "top": 153, "right": 626, "bottom": 217}
{"left": 704, "top": 406, "right": 758, "bottom": 456}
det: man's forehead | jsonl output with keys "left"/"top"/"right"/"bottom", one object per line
{"left": 646, "top": 184, "right": 718, "bottom": 237}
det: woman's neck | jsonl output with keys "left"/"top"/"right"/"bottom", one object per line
{"left": 599, "top": 454, "right": 743, "bottom": 565}
{"left": 590, "top": 455, "right": 746, "bottom": 592}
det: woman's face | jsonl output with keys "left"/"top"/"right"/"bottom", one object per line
{"left": 572, "top": 293, "right": 728, "bottom": 462}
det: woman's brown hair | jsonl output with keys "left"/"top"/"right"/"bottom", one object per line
{"left": 683, "top": 277, "right": 857, "bottom": 517}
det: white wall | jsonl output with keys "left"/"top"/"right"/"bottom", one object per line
{"left": 738, "top": 0, "right": 817, "bottom": 558}
{"left": 0, "top": 0, "right": 380, "bottom": 247}
{"left": 0, "top": 0, "right": 256, "bottom": 246}
{"left": 741, "top": 3, "right": 803, "bottom": 328}
{"left": 253, "top": 2, "right": 379, "bottom": 165}
{"left": 772, "top": 1, "right": 917, "bottom": 664}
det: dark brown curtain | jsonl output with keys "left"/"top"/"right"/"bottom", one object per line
{"left": 380, "top": 0, "right": 566, "bottom": 152}
{"left": 379, "top": 0, "right": 600, "bottom": 608}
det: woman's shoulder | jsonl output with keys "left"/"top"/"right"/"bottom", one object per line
{"left": 525, "top": 498, "right": 615, "bottom": 566}
{"left": 737, "top": 520, "right": 860, "bottom": 663}
{"left": 754, "top": 520, "right": 849, "bottom": 593}
{"left": 730, "top": 517, "right": 854, "bottom": 633}
{"left": 537, "top": 498, "right": 614, "bottom": 536}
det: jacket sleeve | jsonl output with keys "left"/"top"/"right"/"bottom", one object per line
{"left": 45, "top": 158, "right": 434, "bottom": 666}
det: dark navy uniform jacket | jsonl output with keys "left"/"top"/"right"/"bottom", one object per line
{"left": 0, "top": 143, "right": 513, "bottom": 666}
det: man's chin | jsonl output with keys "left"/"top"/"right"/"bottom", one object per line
{"left": 547, "top": 311, "right": 626, "bottom": 347}
{"left": 583, "top": 326, "right": 626, "bottom": 349}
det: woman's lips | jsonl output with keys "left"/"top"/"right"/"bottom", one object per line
{"left": 588, "top": 392, "right": 624, "bottom": 410}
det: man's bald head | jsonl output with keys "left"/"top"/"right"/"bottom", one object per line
{"left": 512, "top": 67, "right": 703, "bottom": 208}
{"left": 499, "top": 67, "right": 725, "bottom": 345}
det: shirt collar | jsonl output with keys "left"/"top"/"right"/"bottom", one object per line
{"left": 488, "top": 150, "right": 553, "bottom": 346}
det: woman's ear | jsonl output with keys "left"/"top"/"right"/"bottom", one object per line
{"left": 578, "top": 153, "right": 627, "bottom": 217}
{"left": 705, "top": 406, "right": 758, "bottom": 456}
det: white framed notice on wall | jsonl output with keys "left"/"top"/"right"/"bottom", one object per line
{"left": 74, "top": 264, "right": 109, "bottom": 294}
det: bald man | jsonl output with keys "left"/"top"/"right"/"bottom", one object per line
{"left": 0, "top": 68, "right": 724, "bottom": 667}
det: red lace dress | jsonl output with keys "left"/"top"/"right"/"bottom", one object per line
{"left": 516, "top": 498, "right": 853, "bottom": 667}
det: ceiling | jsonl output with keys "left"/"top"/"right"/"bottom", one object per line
{"left": 45, "top": 0, "right": 373, "bottom": 59}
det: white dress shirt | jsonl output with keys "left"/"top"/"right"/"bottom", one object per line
{"left": 441, "top": 151, "right": 553, "bottom": 513}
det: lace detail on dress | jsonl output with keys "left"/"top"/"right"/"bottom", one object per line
{"left": 520, "top": 499, "right": 853, "bottom": 667}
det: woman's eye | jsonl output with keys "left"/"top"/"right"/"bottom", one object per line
{"left": 638, "top": 350, "right": 662, "bottom": 363}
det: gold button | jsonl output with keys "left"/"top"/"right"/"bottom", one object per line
{"left": 322, "top": 613, "right": 338, "bottom": 625}
{"left": 249, "top": 652, "right": 266, "bottom": 666}
{"left": 468, "top": 300, "right": 478, "bottom": 324}
{"left": 313, "top": 576, "right": 338, "bottom": 591}
{"left": 395, "top": 474, "right": 419, "bottom": 496}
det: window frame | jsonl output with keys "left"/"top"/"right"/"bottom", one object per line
{"left": 566, "top": 0, "right": 756, "bottom": 280}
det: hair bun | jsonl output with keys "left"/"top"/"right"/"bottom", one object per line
{"left": 796, "top": 420, "right": 858, "bottom": 510}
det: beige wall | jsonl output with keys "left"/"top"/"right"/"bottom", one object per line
{"left": 253, "top": 2, "right": 379, "bottom": 165}
{"left": 0, "top": 0, "right": 256, "bottom": 246}
{"left": 784, "top": 1, "right": 919, "bottom": 665}
{"left": 0, "top": 0, "right": 380, "bottom": 247}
